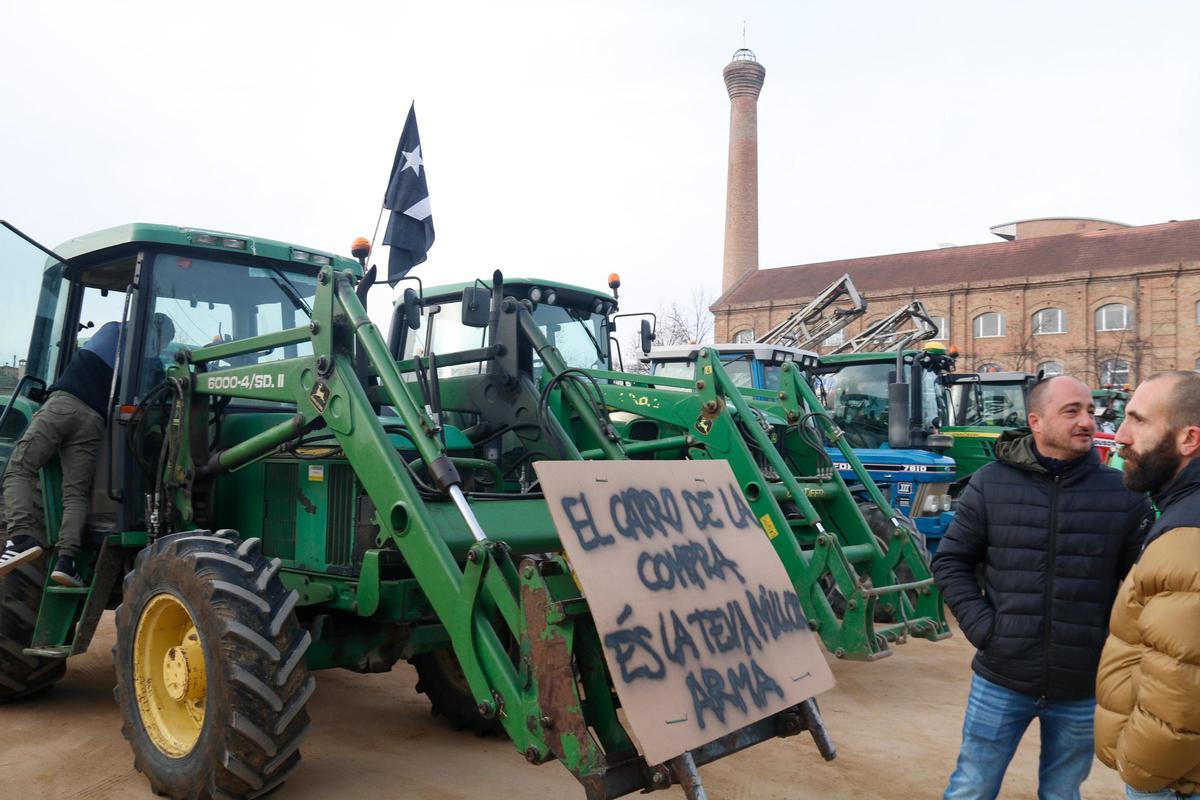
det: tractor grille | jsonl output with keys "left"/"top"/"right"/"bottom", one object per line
{"left": 263, "top": 463, "right": 297, "bottom": 560}
{"left": 325, "top": 464, "right": 356, "bottom": 568}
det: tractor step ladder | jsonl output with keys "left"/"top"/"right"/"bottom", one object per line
{"left": 828, "top": 299, "right": 939, "bottom": 354}
{"left": 756, "top": 274, "right": 867, "bottom": 350}
{"left": 26, "top": 535, "right": 129, "bottom": 658}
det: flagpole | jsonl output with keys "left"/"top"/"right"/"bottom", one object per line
{"left": 367, "top": 206, "right": 387, "bottom": 263}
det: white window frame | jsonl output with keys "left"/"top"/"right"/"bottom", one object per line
{"left": 973, "top": 312, "right": 1005, "bottom": 339}
{"left": 1038, "top": 361, "right": 1064, "bottom": 377}
{"left": 823, "top": 329, "right": 845, "bottom": 347}
{"left": 977, "top": 362, "right": 1002, "bottom": 373}
{"left": 1095, "top": 303, "right": 1131, "bottom": 332}
{"left": 928, "top": 316, "right": 947, "bottom": 339}
{"left": 732, "top": 328, "right": 754, "bottom": 344}
{"left": 1099, "top": 358, "right": 1130, "bottom": 386}
{"left": 1032, "top": 308, "right": 1065, "bottom": 336}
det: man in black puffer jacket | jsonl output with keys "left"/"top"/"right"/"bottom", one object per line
{"left": 933, "top": 375, "right": 1152, "bottom": 800}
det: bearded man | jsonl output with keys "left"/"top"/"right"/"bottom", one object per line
{"left": 933, "top": 375, "right": 1153, "bottom": 800}
{"left": 1096, "top": 371, "right": 1200, "bottom": 799}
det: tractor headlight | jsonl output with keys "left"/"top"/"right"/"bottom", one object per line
{"left": 913, "top": 483, "right": 952, "bottom": 516}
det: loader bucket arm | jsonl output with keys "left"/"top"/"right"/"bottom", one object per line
{"left": 756, "top": 273, "right": 867, "bottom": 350}
{"left": 539, "top": 347, "right": 948, "bottom": 659}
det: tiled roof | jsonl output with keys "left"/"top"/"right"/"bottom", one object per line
{"left": 715, "top": 219, "right": 1200, "bottom": 308}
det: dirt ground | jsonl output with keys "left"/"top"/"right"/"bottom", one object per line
{"left": 0, "top": 613, "right": 1125, "bottom": 799}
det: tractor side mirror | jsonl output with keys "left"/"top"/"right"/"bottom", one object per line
{"left": 639, "top": 318, "right": 655, "bottom": 355}
{"left": 402, "top": 288, "right": 422, "bottom": 330}
{"left": 888, "top": 382, "right": 911, "bottom": 449}
{"left": 461, "top": 287, "right": 490, "bottom": 328}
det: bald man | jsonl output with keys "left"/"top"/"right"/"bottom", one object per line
{"left": 933, "top": 375, "right": 1153, "bottom": 800}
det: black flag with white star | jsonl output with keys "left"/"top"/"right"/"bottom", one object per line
{"left": 383, "top": 103, "right": 435, "bottom": 285}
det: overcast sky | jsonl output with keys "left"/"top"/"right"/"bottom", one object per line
{"left": 3, "top": 1, "right": 1199, "bottom": 362}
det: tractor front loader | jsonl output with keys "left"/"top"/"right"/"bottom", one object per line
{"left": 394, "top": 278, "right": 949, "bottom": 662}
{"left": 550, "top": 351, "right": 948, "bottom": 660}
{"left": 0, "top": 222, "right": 832, "bottom": 800}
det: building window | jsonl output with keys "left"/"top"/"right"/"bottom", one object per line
{"left": 1032, "top": 308, "right": 1065, "bottom": 335}
{"left": 823, "top": 329, "right": 845, "bottom": 347}
{"left": 1038, "top": 361, "right": 1064, "bottom": 377}
{"left": 732, "top": 328, "right": 754, "bottom": 343}
{"left": 928, "top": 316, "right": 947, "bottom": 339}
{"left": 1099, "top": 358, "right": 1130, "bottom": 386}
{"left": 1095, "top": 303, "right": 1131, "bottom": 332}
{"left": 973, "top": 312, "right": 1005, "bottom": 339}
{"left": 1195, "top": 356, "right": 1200, "bottom": 372}
{"left": 1196, "top": 301, "right": 1200, "bottom": 325}
{"left": 977, "top": 362, "right": 1002, "bottom": 373}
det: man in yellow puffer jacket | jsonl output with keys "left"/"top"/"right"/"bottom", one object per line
{"left": 1096, "top": 371, "right": 1200, "bottom": 799}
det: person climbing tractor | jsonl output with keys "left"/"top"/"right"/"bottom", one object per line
{"left": 0, "top": 313, "right": 174, "bottom": 587}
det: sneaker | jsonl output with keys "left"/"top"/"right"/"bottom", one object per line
{"left": 50, "top": 555, "right": 83, "bottom": 588}
{"left": 0, "top": 535, "right": 44, "bottom": 577}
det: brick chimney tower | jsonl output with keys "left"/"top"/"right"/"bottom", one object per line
{"left": 721, "top": 48, "right": 766, "bottom": 294}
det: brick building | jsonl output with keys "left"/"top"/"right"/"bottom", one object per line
{"left": 711, "top": 217, "right": 1200, "bottom": 386}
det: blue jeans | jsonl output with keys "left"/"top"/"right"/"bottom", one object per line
{"left": 1126, "top": 788, "right": 1194, "bottom": 799}
{"left": 944, "top": 674, "right": 1095, "bottom": 800}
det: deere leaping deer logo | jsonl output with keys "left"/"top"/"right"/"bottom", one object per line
{"left": 309, "top": 381, "right": 330, "bottom": 413}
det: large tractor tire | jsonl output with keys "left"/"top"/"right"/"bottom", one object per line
{"left": 412, "top": 648, "right": 504, "bottom": 737}
{"left": 0, "top": 555, "right": 67, "bottom": 702}
{"left": 0, "top": 471, "right": 65, "bottom": 702}
{"left": 819, "top": 503, "right": 925, "bottom": 623}
{"left": 858, "top": 503, "right": 926, "bottom": 624}
{"left": 114, "top": 530, "right": 314, "bottom": 799}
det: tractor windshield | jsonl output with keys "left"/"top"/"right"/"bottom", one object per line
{"left": 532, "top": 304, "right": 609, "bottom": 372}
{"left": 815, "top": 359, "right": 951, "bottom": 448}
{"left": 955, "top": 382, "right": 1026, "bottom": 428}
{"left": 403, "top": 298, "right": 609, "bottom": 378}
{"left": 650, "top": 355, "right": 757, "bottom": 389}
{"left": 140, "top": 252, "right": 317, "bottom": 399}
{"left": 815, "top": 362, "right": 893, "bottom": 448}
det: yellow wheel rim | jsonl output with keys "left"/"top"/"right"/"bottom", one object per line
{"left": 133, "top": 593, "right": 207, "bottom": 758}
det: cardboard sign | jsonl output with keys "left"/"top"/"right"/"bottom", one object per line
{"left": 534, "top": 460, "right": 835, "bottom": 766}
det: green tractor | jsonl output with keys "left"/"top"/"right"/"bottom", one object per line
{"left": 1092, "top": 385, "right": 1130, "bottom": 432}
{"left": 941, "top": 371, "right": 1039, "bottom": 480}
{"left": 0, "top": 221, "right": 841, "bottom": 799}
{"left": 942, "top": 373, "right": 1127, "bottom": 477}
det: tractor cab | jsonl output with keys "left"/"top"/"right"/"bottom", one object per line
{"left": 945, "top": 371, "right": 1037, "bottom": 430}
{"left": 941, "top": 372, "right": 1126, "bottom": 475}
{"left": 0, "top": 221, "right": 345, "bottom": 549}
{"left": 389, "top": 277, "right": 617, "bottom": 377}
{"left": 939, "top": 371, "right": 1037, "bottom": 480}
{"left": 644, "top": 342, "right": 813, "bottom": 391}
{"left": 812, "top": 345, "right": 956, "bottom": 451}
